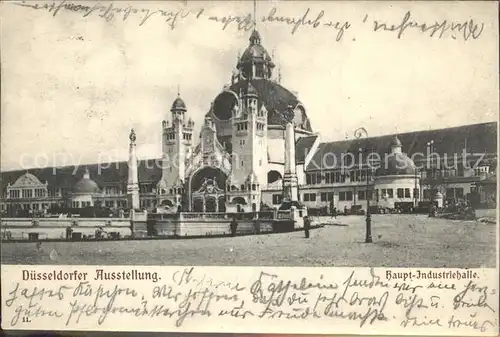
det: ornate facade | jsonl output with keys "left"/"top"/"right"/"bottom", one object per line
{"left": 0, "top": 30, "right": 497, "bottom": 216}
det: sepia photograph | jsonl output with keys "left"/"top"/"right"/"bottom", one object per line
{"left": 1, "top": 0, "right": 497, "bottom": 269}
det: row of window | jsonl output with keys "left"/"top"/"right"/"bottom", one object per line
{"left": 104, "top": 200, "right": 127, "bottom": 208}
{"left": 300, "top": 188, "right": 420, "bottom": 202}
{"left": 228, "top": 184, "right": 259, "bottom": 192}
{"left": 2, "top": 203, "right": 52, "bottom": 211}
{"left": 72, "top": 201, "right": 92, "bottom": 208}
{"left": 182, "top": 133, "right": 192, "bottom": 141}
{"left": 421, "top": 167, "right": 488, "bottom": 178}
{"left": 306, "top": 170, "right": 373, "bottom": 185}
{"left": 236, "top": 122, "right": 248, "bottom": 131}
{"left": 8, "top": 188, "right": 47, "bottom": 199}
{"left": 2, "top": 199, "right": 131, "bottom": 211}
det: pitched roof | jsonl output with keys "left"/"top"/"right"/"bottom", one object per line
{"left": 295, "top": 135, "right": 319, "bottom": 164}
{"left": 306, "top": 122, "right": 498, "bottom": 171}
{"left": 0, "top": 159, "right": 163, "bottom": 192}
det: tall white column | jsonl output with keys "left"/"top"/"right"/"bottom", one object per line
{"left": 127, "top": 129, "right": 140, "bottom": 211}
{"left": 284, "top": 121, "right": 296, "bottom": 175}
{"left": 282, "top": 120, "right": 298, "bottom": 202}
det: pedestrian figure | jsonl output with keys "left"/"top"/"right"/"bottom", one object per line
{"left": 332, "top": 207, "right": 337, "bottom": 219}
{"left": 254, "top": 219, "right": 261, "bottom": 234}
{"left": 304, "top": 216, "right": 310, "bottom": 238}
{"left": 230, "top": 216, "right": 238, "bottom": 237}
{"left": 344, "top": 205, "right": 348, "bottom": 216}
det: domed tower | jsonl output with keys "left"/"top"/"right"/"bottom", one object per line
{"left": 237, "top": 30, "right": 275, "bottom": 81}
{"left": 157, "top": 91, "right": 194, "bottom": 209}
{"left": 72, "top": 168, "right": 102, "bottom": 208}
{"left": 227, "top": 81, "right": 268, "bottom": 212}
{"left": 374, "top": 136, "right": 420, "bottom": 209}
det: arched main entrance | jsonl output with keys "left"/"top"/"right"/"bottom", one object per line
{"left": 205, "top": 197, "right": 217, "bottom": 212}
{"left": 189, "top": 167, "right": 227, "bottom": 212}
{"left": 192, "top": 198, "right": 204, "bottom": 212}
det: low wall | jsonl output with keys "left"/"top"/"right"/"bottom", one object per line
{"left": 1, "top": 217, "right": 134, "bottom": 240}
{"left": 1, "top": 211, "right": 291, "bottom": 240}
{"left": 1, "top": 217, "right": 131, "bottom": 228}
{"left": 155, "top": 217, "right": 274, "bottom": 237}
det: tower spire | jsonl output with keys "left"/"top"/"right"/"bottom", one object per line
{"left": 177, "top": 84, "right": 180, "bottom": 97}
{"left": 253, "top": 0, "right": 257, "bottom": 29}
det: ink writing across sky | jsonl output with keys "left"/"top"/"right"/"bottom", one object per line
{"left": 11, "top": 0, "right": 485, "bottom": 42}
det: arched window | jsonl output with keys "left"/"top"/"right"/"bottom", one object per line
{"left": 252, "top": 184, "right": 256, "bottom": 191}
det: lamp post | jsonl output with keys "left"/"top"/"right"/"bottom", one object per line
{"left": 360, "top": 146, "right": 373, "bottom": 243}
{"left": 355, "top": 127, "right": 373, "bottom": 244}
{"left": 427, "top": 140, "right": 435, "bottom": 216}
{"left": 365, "top": 161, "right": 372, "bottom": 243}
{"left": 414, "top": 167, "right": 419, "bottom": 210}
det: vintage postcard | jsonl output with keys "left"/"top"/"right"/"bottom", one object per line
{"left": 0, "top": 0, "right": 498, "bottom": 335}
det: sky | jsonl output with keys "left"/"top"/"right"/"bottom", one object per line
{"left": 1, "top": 0, "right": 498, "bottom": 171}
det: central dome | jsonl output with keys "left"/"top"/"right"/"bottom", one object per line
{"left": 211, "top": 79, "right": 311, "bottom": 130}
{"left": 377, "top": 153, "right": 416, "bottom": 176}
{"left": 239, "top": 30, "right": 274, "bottom": 66}
{"left": 73, "top": 170, "right": 101, "bottom": 194}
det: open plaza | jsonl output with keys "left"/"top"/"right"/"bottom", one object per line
{"left": 2, "top": 212, "right": 496, "bottom": 267}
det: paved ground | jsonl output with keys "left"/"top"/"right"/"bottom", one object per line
{"left": 1, "top": 214, "right": 496, "bottom": 267}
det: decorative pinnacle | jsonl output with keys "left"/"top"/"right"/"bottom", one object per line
{"left": 129, "top": 128, "right": 136, "bottom": 143}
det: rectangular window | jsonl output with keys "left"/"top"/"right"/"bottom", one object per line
{"left": 310, "top": 193, "right": 316, "bottom": 202}
{"left": 358, "top": 191, "right": 366, "bottom": 200}
{"left": 339, "top": 192, "right": 346, "bottom": 201}
{"left": 404, "top": 188, "right": 411, "bottom": 198}
{"left": 303, "top": 194, "right": 310, "bottom": 202}
{"left": 321, "top": 192, "right": 327, "bottom": 202}
{"left": 387, "top": 189, "right": 393, "bottom": 198}
{"left": 327, "top": 192, "right": 334, "bottom": 201}
{"left": 397, "top": 188, "right": 404, "bottom": 198}
{"left": 22, "top": 190, "right": 32, "bottom": 198}
{"left": 272, "top": 194, "right": 282, "bottom": 205}
{"left": 346, "top": 191, "right": 353, "bottom": 201}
